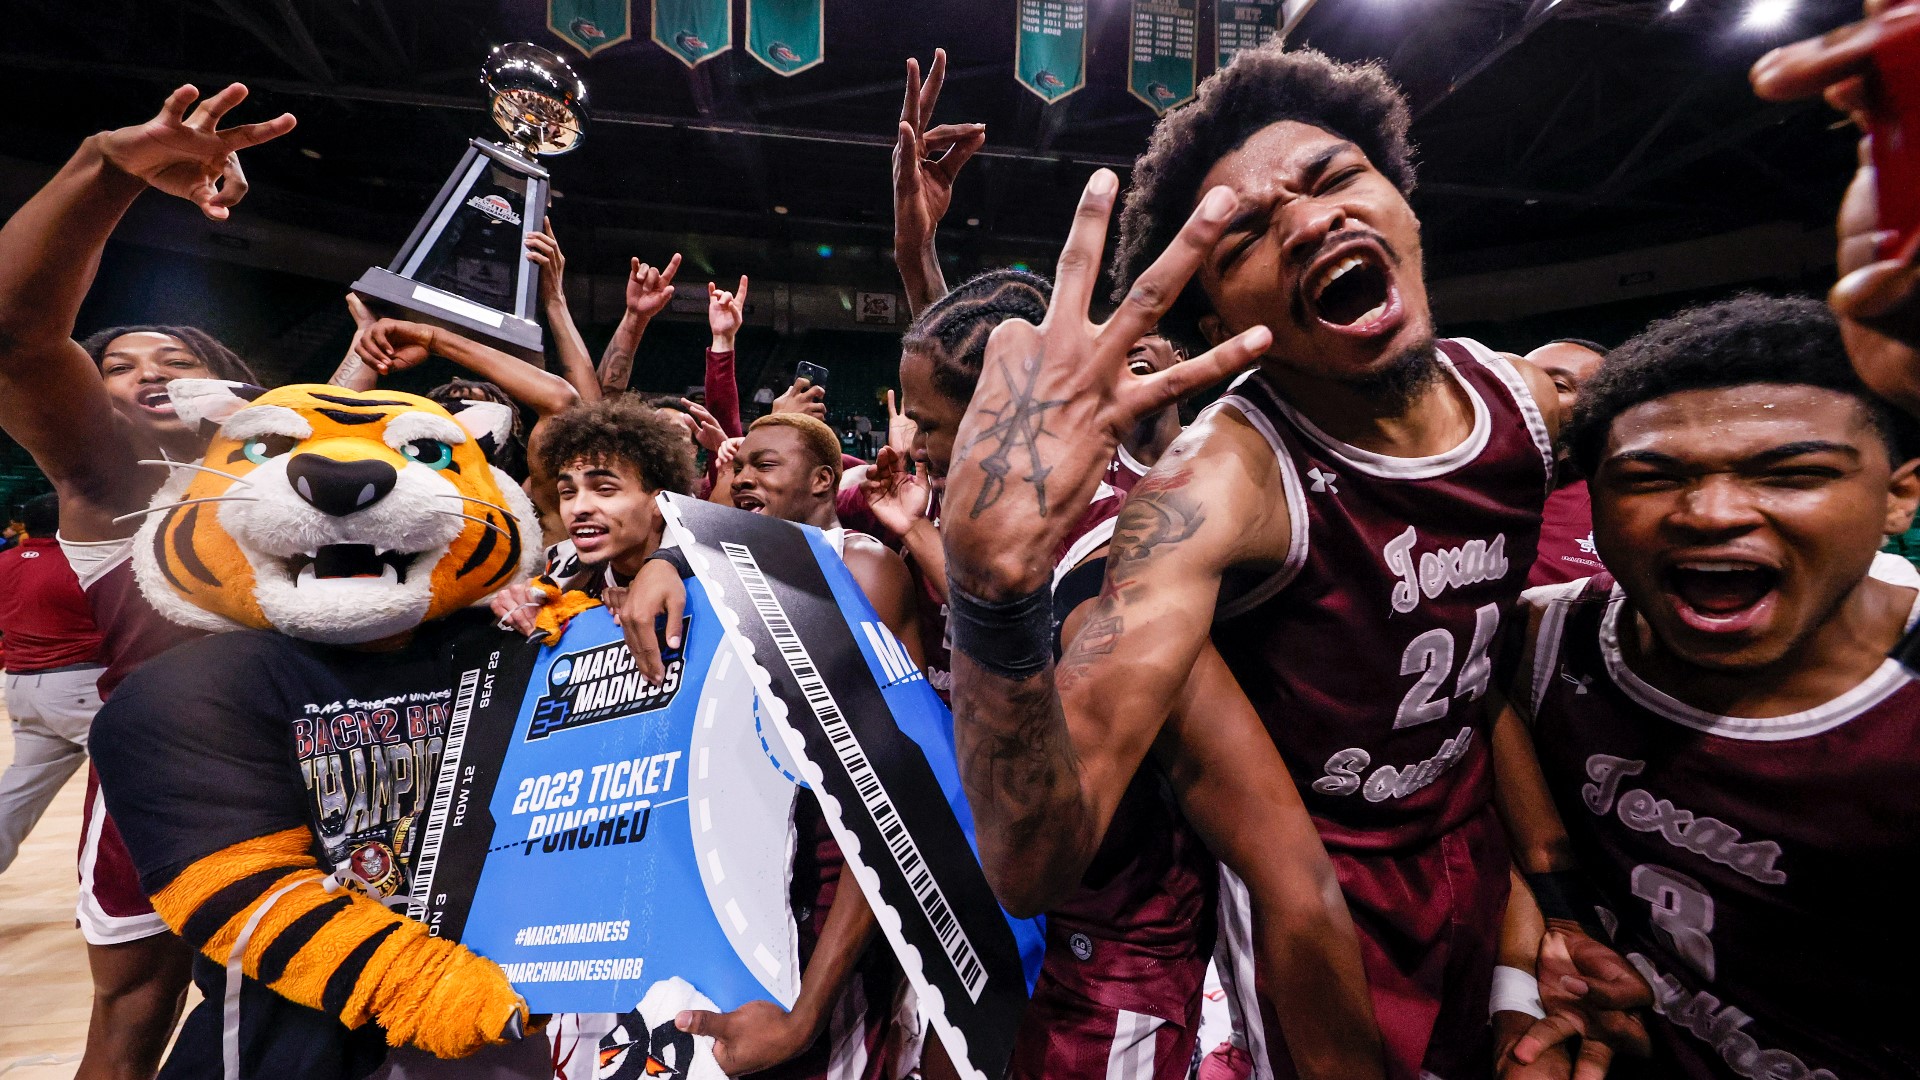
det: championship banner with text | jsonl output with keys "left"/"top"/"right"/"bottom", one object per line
{"left": 747, "top": 0, "right": 824, "bottom": 76}
{"left": 1215, "top": 0, "right": 1281, "bottom": 68}
{"left": 1129, "top": 0, "right": 1197, "bottom": 115}
{"left": 653, "top": 0, "right": 730, "bottom": 68}
{"left": 667, "top": 495, "right": 1044, "bottom": 1080}
{"left": 548, "top": 0, "right": 631, "bottom": 58}
{"left": 1015, "top": 0, "right": 1088, "bottom": 103}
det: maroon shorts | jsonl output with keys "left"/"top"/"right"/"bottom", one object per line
{"left": 77, "top": 764, "right": 168, "bottom": 944}
{"left": 1217, "top": 806, "right": 1508, "bottom": 1080}
{"left": 1008, "top": 970, "right": 1201, "bottom": 1080}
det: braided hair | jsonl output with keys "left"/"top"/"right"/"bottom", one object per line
{"left": 900, "top": 270, "right": 1052, "bottom": 406}
{"left": 80, "top": 325, "right": 258, "bottom": 385}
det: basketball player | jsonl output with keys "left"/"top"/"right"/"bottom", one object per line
{"left": 1495, "top": 295, "right": 1920, "bottom": 1078}
{"left": 0, "top": 84, "right": 293, "bottom": 1080}
{"left": 1527, "top": 339, "right": 1608, "bottom": 587}
{"left": 941, "top": 45, "right": 1561, "bottom": 1080}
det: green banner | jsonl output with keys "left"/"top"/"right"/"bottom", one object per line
{"left": 1216, "top": 0, "right": 1281, "bottom": 68}
{"left": 747, "top": 0, "right": 824, "bottom": 75}
{"left": 1015, "top": 0, "right": 1087, "bottom": 104}
{"left": 1129, "top": 0, "right": 1197, "bottom": 116}
{"left": 653, "top": 0, "right": 731, "bottom": 68}
{"left": 548, "top": 0, "right": 631, "bottom": 58}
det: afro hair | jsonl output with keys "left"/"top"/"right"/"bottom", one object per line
{"left": 1111, "top": 45, "right": 1416, "bottom": 350}
{"left": 535, "top": 394, "right": 700, "bottom": 497}
{"left": 1564, "top": 294, "right": 1920, "bottom": 479}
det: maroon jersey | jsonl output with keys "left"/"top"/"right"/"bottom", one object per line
{"left": 60, "top": 535, "right": 203, "bottom": 698}
{"left": 1211, "top": 339, "right": 1553, "bottom": 851}
{"left": 1521, "top": 574, "right": 1920, "bottom": 1080}
{"left": 1105, "top": 444, "right": 1151, "bottom": 495}
{"left": 1528, "top": 479, "right": 1602, "bottom": 588}
{"left": 0, "top": 537, "right": 103, "bottom": 672}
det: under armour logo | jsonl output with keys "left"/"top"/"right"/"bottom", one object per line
{"left": 1576, "top": 532, "right": 1597, "bottom": 555}
{"left": 1308, "top": 467, "right": 1339, "bottom": 494}
{"left": 1560, "top": 669, "right": 1592, "bottom": 695}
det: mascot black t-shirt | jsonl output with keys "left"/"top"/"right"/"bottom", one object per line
{"left": 94, "top": 610, "right": 496, "bottom": 1079}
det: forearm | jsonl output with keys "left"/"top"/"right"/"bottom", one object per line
{"left": 705, "top": 342, "right": 743, "bottom": 437}
{"left": 790, "top": 868, "right": 880, "bottom": 1037}
{"left": 597, "top": 313, "right": 648, "bottom": 394}
{"left": 1490, "top": 699, "right": 1577, "bottom": 873}
{"left": 545, "top": 298, "right": 601, "bottom": 405}
{"left": 895, "top": 241, "right": 947, "bottom": 317}
{"left": 328, "top": 349, "right": 378, "bottom": 390}
{"left": 0, "top": 134, "right": 144, "bottom": 350}
{"left": 433, "top": 328, "right": 578, "bottom": 417}
{"left": 897, "top": 518, "right": 947, "bottom": 601}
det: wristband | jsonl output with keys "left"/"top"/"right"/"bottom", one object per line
{"left": 947, "top": 580, "right": 1054, "bottom": 679}
{"left": 1524, "top": 870, "right": 1608, "bottom": 938}
{"left": 1490, "top": 965, "right": 1545, "bottom": 1020}
{"left": 645, "top": 545, "right": 694, "bottom": 580}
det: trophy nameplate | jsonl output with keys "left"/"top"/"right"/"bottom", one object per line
{"left": 352, "top": 43, "right": 588, "bottom": 363}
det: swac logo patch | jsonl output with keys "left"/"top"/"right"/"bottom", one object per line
{"left": 527, "top": 616, "right": 690, "bottom": 740}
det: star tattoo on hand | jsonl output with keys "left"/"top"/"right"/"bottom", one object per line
{"left": 966, "top": 358, "right": 1068, "bottom": 518}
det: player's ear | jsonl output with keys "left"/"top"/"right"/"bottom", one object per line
{"left": 1197, "top": 314, "right": 1227, "bottom": 349}
{"left": 1885, "top": 455, "right": 1920, "bottom": 537}
{"left": 813, "top": 465, "right": 836, "bottom": 499}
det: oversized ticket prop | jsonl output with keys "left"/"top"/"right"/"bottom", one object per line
{"left": 410, "top": 494, "right": 1042, "bottom": 1080}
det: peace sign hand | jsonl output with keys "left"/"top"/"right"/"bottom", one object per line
{"left": 97, "top": 83, "right": 296, "bottom": 221}
{"left": 943, "top": 169, "right": 1271, "bottom": 597}
{"left": 894, "top": 49, "right": 985, "bottom": 257}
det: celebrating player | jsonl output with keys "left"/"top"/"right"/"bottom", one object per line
{"left": 1496, "top": 294, "right": 1920, "bottom": 1078}
{"left": 941, "top": 44, "right": 1562, "bottom": 1079}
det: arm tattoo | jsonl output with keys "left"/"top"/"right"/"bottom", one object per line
{"left": 1108, "top": 468, "right": 1206, "bottom": 577}
{"left": 962, "top": 358, "right": 1067, "bottom": 519}
{"left": 957, "top": 668, "right": 1087, "bottom": 852}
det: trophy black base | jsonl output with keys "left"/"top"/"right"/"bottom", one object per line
{"left": 351, "top": 267, "right": 544, "bottom": 365}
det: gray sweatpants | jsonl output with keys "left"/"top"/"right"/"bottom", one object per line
{"left": 0, "top": 665, "right": 102, "bottom": 873}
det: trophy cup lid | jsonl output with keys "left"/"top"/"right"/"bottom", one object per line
{"left": 483, "top": 42, "right": 590, "bottom": 157}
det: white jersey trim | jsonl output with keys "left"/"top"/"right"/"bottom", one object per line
{"left": 1207, "top": 393, "right": 1310, "bottom": 621}
{"left": 77, "top": 785, "right": 169, "bottom": 944}
{"left": 1455, "top": 338, "right": 1556, "bottom": 495}
{"left": 1054, "top": 516, "right": 1118, "bottom": 590}
{"left": 1114, "top": 444, "right": 1150, "bottom": 482}
{"left": 1251, "top": 344, "right": 1492, "bottom": 480}
{"left": 1597, "top": 575, "right": 1920, "bottom": 742}
{"left": 1521, "top": 578, "right": 1592, "bottom": 719}
{"left": 56, "top": 533, "right": 134, "bottom": 591}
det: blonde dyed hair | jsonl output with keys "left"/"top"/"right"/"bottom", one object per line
{"left": 748, "top": 412, "right": 844, "bottom": 482}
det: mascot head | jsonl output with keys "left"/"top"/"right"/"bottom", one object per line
{"left": 133, "top": 381, "right": 542, "bottom": 644}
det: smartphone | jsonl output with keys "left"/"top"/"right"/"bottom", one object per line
{"left": 1871, "top": 12, "right": 1920, "bottom": 260}
{"left": 795, "top": 360, "right": 830, "bottom": 388}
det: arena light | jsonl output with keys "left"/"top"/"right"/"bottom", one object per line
{"left": 1668, "top": 0, "right": 1686, "bottom": 12}
{"left": 1742, "top": 0, "right": 1793, "bottom": 30}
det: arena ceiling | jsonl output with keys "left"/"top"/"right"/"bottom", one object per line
{"left": 0, "top": 0, "right": 1866, "bottom": 305}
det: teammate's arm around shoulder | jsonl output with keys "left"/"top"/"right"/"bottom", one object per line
{"left": 941, "top": 167, "right": 1272, "bottom": 915}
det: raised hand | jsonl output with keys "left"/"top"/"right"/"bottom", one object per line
{"left": 97, "top": 83, "right": 295, "bottom": 220}
{"left": 885, "top": 388, "right": 915, "bottom": 457}
{"left": 894, "top": 49, "right": 986, "bottom": 260}
{"left": 627, "top": 253, "right": 682, "bottom": 321}
{"left": 942, "top": 169, "right": 1271, "bottom": 596}
{"left": 708, "top": 276, "right": 749, "bottom": 345}
{"left": 1752, "top": 1, "right": 1920, "bottom": 409}
{"left": 524, "top": 218, "right": 568, "bottom": 313}
{"left": 772, "top": 377, "right": 828, "bottom": 421}
{"left": 683, "top": 399, "right": 728, "bottom": 453}
{"left": 354, "top": 318, "right": 436, "bottom": 374}
{"left": 863, "top": 444, "right": 933, "bottom": 538}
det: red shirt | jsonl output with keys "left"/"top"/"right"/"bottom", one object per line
{"left": 0, "top": 537, "right": 104, "bottom": 673}
{"left": 1528, "top": 479, "right": 1602, "bottom": 588}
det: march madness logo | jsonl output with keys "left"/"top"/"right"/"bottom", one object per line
{"left": 465, "top": 193, "right": 523, "bottom": 226}
{"left": 526, "top": 618, "right": 691, "bottom": 740}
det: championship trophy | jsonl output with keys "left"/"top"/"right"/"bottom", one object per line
{"left": 351, "top": 43, "right": 589, "bottom": 362}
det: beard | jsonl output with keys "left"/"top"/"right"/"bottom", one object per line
{"left": 1341, "top": 334, "right": 1441, "bottom": 412}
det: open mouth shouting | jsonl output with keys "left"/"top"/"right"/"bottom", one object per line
{"left": 733, "top": 491, "right": 767, "bottom": 514}
{"left": 135, "top": 384, "right": 179, "bottom": 416}
{"left": 1302, "top": 239, "right": 1402, "bottom": 338}
{"left": 286, "top": 544, "right": 420, "bottom": 586}
{"left": 570, "top": 520, "right": 612, "bottom": 554}
{"left": 1661, "top": 559, "right": 1782, "bottom": 635}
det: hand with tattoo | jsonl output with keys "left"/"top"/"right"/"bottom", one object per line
{"left": 941, "top": 168, "right": 1273, "bottom": 598}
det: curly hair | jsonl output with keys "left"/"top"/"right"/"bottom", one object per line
{"left": 80, "top": 324, "right": 259, "bottom": 385}
{"left": 1111, "top": 45, "right": 1416, "bottom": 349}
{"left": 1564, "top": 294, "right": 1920, "bottom": 479}
{"left": 900, "top": 270, "right": 1053, "bottom": 406}
{"left": 749, "top": 413, "right": 844, "bottom": 483}
{"left": 535, "top": 395, "right": 699, "bottom": 496}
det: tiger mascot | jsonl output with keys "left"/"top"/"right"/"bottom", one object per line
{"left": 91, "top": 381, "right": 547, "bottom": 1079}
